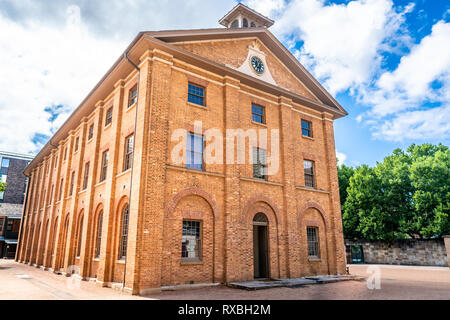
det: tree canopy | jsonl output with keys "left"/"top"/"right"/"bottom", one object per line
{"left": 339, "top": 143, "right": 449, "bottom": 241}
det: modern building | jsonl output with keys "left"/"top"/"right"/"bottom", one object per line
{"left": 17, "top": 3, "right": 348, "bottom": 295}
{"left": 0, "top": 151, "right": 34, "bottom": 258}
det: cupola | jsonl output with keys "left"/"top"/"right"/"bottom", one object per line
{"left": 219, "top": 3, "right": 274, "bottom": 29}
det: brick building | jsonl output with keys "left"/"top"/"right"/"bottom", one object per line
{"left": 17, "top": 4, "right": 348, "bottom": 294}
{"left": 0, "top": 151, "right": 34, "bottom": 258}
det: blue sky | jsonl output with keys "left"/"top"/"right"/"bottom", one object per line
{"left": 0, "top": 0, "right": 448, "bottom": 167}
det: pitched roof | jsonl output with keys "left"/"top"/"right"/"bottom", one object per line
{"left": 24, "top": 27, "right": 347, "bottom": 175}
{"left": 146, "top": 27, "right": 346, "bottom": 114}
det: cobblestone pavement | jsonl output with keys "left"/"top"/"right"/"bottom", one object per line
{"left": 1, "top": 259, "right": 449, "bottom": 300}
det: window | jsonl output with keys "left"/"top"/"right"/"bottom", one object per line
{"left": 48, "top": 184, "right": 54, "bottom": 205}
{"left": 69, "top": 171, "right": 75, "bottom": 196}
{"left": 0, "top": 191, "right": 4, "bottom": 202}
{"left": 75, "top": 137, "right": 79, "bottom": 152}
{"left": 123, "top": 135, "right": 134, "bottom": 171}
{"left": 0, "top": 218, "right": 4, "bottom": 233}
{"left": 186, "top": 133, "right": 203, "bottom": 170}
{"left": 1, "top": 158, "right": 10, "bottom": 168}
{"left": 188, "top": 83, "right": 205, "bottom": 106}
{"left": 7, "top": 219, "right": 13, "bottom": 232}
{"left": 0, "top": 174, "right": 6, "bottom": 183}
{"left": 82, "top": 162, "right": 90, "bottom": 190}
{"left": 76, "top": 216, "right": 84, "bottom": 257}
{"left": 58, "top": 178, "right": 64, "bottom": 201}
{"left": 95, "top": 212, "right": 103, "bottom": 258}
{"left": 100, "top": 150, "right": 109, "bottom": 182}
{"left": 63, "top": 147, "right": 67, "bottom": 160}
{"left": 105, "top": 107, "right": 113, "bottom": 127}
{"left": 88, "top": 124, "right": 94, "bottom": 140}
{"left": 128, "top": 85, "right": 138, "bottom": 108}
{"left": 119, "top": 205, "right": 129, "bottom": 259}
{"left": 253, "top": 148, "right": 267, "bottom": 180}
{"left": 182, "top": 220, "right": 201, "bottom": 261}
{"left": 243, "top": 18, "right": 249, "bottom": 27}
{"left": 251, "top": 104, "right": 265, "bottom": 124}
{"left": 54, "top": 156, "right": 58, "bottom": 169}
{"left": 304, "top": 160, "right": 315, "bottom": 188}
{"left": 230, "top": 19, "right": 239, "bottom": 28}
{"left": 301, "top": 119, "right": 312, "bottom": 138}
{"left": 307, "top": 227, "right": 320, "bottom": 258}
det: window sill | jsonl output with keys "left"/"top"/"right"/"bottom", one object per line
{"left": 87, "top": 138, "right": 93, "bottom": 144}
{"left": 302, "top": 135, "right": 314, "bottom": 141}
{"left": 308, "top": 257, "right": 322, "bottom": 262}
{"left": 166, "top": 165, "right": 225, "bottom": 178}
{"left": 116, "top": 259, "right": 126, "bottom": 264}
{"left": 181, "top": 260, "right": 203, "bottom": 265}
{"left": 94, "top": 180, "right": 106, "bottom": 188}
{"left": 116, "top": 169, "right": 131, "bottom": 179}
{"left": 126, "top": 103, "right": 136, "bottom": 113}
{"left": 240, "top": 177, "right": 283, "bottom": 187}
{"left": 187, "top": 101, "right": 207, "bottom": 110}
{"left": 251, "top": 121, "right": 267, "bottom": 127}
{"left": 104, "top": 123, "right": 112, "bottom": 131}
{"left": 295, "top": 186, "right": 329, "bottom": 194}
{"left": 93, "top": 258, "right": 100, "bottom": 262}
{"left": 78, "top": 189, "right": 87, "bottom": 195}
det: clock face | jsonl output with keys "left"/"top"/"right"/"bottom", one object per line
{"left": 251, "top": 56, "right": 264, "bottom": 74}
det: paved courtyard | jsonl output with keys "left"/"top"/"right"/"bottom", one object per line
{"left": 1, "top": 259, "right": 449, "bottom": 300}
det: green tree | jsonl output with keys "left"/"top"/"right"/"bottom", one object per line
{"left": 0, "top": 182, "right": 5, "bottom": 193}
{"left": 410, "top": 148, "right": 450, "bottom": 238}
{"left": 337, "top": 164, "right": 355, "bottom": 207}
{"left": 341, "top": 143, "right": 450, "bottom": 241}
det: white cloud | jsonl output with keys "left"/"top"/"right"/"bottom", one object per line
{"left": 365, "top": 21, "right": 450, "bottom": 116}
{"left": 336, "top": 151, "right": 347, "bottom": 165}
{"left": 0, "top": 6, "right": 125, "bottom": 154}
{"left": 374, "top": 104, "right": 450, "bottom": 141}
{"left": 0, "top": 1, "right": 237, "bottom": 154}
{"left": 264, "top": 0, "right": 413, "bottom": 95}
{"left": 247, "top": 0, "right": 449, "bottom": 142}
{"left": 361, "top": 20, "right": 450, "bottom": 141}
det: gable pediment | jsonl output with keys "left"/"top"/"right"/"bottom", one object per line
{"left": 171, "top": 37, "right": 319, "bottom": 102}
{"left": 147, "top": 28, "right": 346, "bottom": 114}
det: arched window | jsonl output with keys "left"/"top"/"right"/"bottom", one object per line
{"left": 76, "top": 215, "right": 84, "bottom": 257}
{"left": 253, "top": 212, "right": 268, "bottom": 225}
{"left": 243, "top": 18, "right": 249, "bottom": 28}
{"left": 250, "top": 22, "right": 256, "bottom": 27}
{"left": 95, "top": 211, "right": 103, "bottom": 258}
{"left": 230, "top": 19, "right": 239, "bottom": 28}
{"left": 119, "top": 204, "right": 129, "bottom": 259}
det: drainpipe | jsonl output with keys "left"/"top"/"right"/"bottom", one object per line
{"left": 16, "top": 172, "right": 31, "bottom": 261}
{"left": 122, "top": 50, "right": 140, "bottom": 290}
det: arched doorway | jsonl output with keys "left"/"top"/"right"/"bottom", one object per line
{"left": 253, "top": 213, "right": 269, "bottom": 279}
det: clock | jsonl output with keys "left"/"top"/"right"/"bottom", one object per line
{"left": 250, "top": 56, "right": 264, "bottom": 74}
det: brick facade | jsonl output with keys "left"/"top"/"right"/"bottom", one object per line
{"left": 17, "top": 25, "right": 347, "bottom": 294}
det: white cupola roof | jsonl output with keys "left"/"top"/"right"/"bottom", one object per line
{"left": 219, "top": 3, "right": 274, "bottom": 29}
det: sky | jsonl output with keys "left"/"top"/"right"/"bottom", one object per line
{"left": 0, "top": 0, "right": 448, "bottom": 167}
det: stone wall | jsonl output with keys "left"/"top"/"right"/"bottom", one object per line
{"left": 346, "top": 239, "right": 448, "bottom": 267}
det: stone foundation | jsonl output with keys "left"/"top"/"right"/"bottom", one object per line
{"left": 346, "top": 239, "right": 448, "bottom": 267}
